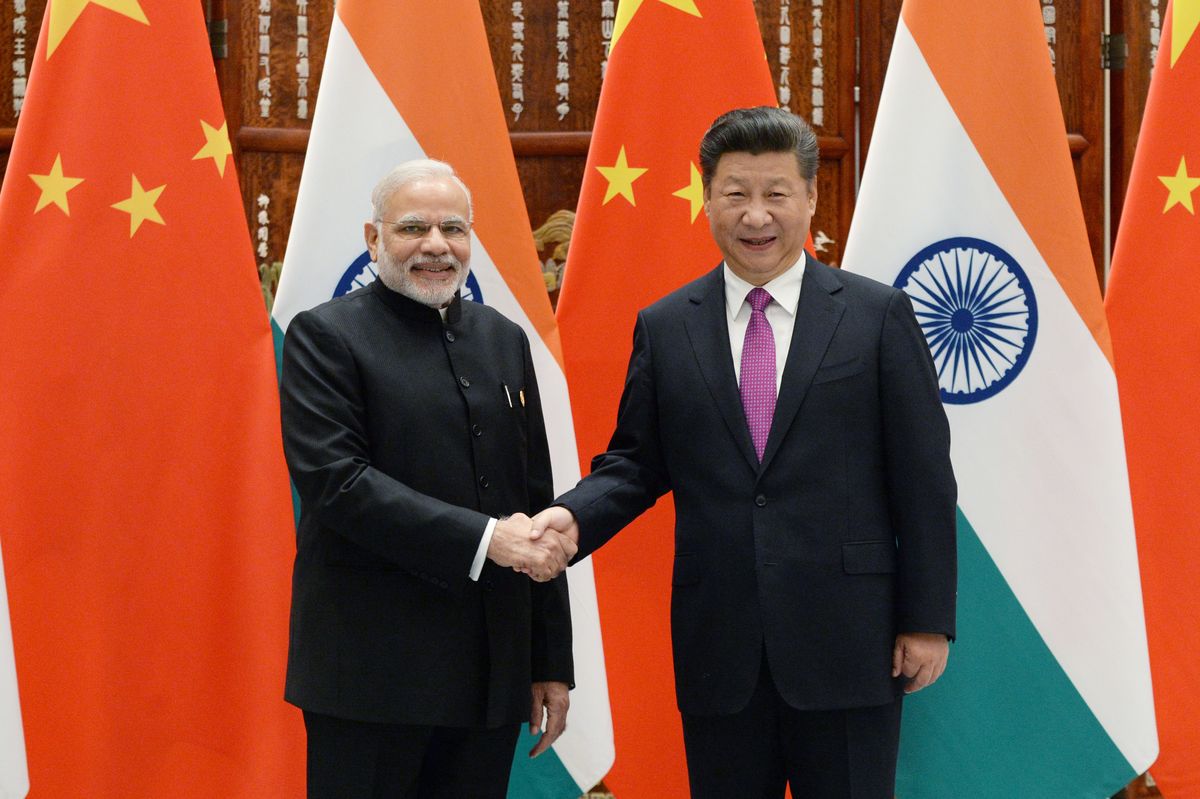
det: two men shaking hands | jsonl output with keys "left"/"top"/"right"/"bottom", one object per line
{"left": 281, "top": 106, "right": 956, "bottom": 799}
{"left": 485, "top": 510, "right": 576, "bottom": 583}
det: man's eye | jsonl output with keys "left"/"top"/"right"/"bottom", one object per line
{"left": 400, "top": 224, "right": 427, "bottom": 235}
{"left": 442, "top": 224, "right": 467, "bottom": 236}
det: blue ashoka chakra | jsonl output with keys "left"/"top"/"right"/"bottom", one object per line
{"left": 333, "top": 250, "right": 483, "bottom": 303}
{"left": 893, "top": 237, "right": 1037, "bottom": 405}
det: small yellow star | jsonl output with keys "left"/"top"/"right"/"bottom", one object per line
{"left": 192, "top": 120, "right": 233, "bottom": 177}
{"left": 597, "top": 146, "right": 649, "bottom": 207}
{"left": 111, "top": 174, "right": 166, "bottom": 236}
{"left": 672, "top": 162, "right": 705, "bottom": 223}
{"left": 1159, "top": 156, "right": 1200, "bottom": 214}
{"left": 1172, "top": 0, "right": 1200, "bottom": 67}
{"left": 610, "top": 0, "right": 702, "bottom": 53}
{"left": 46, "top": 0, "right": 148, "bottom": 59}
{"left": 29, "top": 153, "right": 85, "bottom": 215}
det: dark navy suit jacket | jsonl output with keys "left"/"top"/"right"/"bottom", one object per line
{"left": 558, "top": 258, "right": 955, "bottom": 716}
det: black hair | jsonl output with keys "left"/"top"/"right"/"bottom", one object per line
{"left": 699, "top": 106, "right": 818, "bottom": 189}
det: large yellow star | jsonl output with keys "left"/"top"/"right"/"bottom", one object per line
{"left": 1172, "top": 0, "right": 1200, "bottom": 66}
{"left": 46, "top": 0, "right": 148, "bottom": 59}
{"left": 111, "top": 174, "right": 166, "bottom": 236}
{"left": 597, "top": 146, "right": 649, "bottom": 207}
{"left": 610, "top": 0, "right": 702, "bottom": 53}
{"left": 672, "top": 162, "right": 705, "bottom": 223}
{"left": 29, "top": 153, "right": 85, "bottom": 215}
{"left": 1159, "top": 156, "right": 1200, "bottom": 214}
{"left": 192, "top": 120, "right": 233, "bottom": 177}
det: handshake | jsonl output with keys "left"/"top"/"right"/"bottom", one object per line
{"left": 486, "top": 507, "right": 579, "bottom": 582}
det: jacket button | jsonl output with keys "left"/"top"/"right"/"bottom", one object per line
{"left": 459, "top": 376, "right": 470, "bottom": 388}
{"left": 445, "top": 330, "right": 456, "bottom": 342}
{"left": 472, "top": 424, "right": 482, "bottom": 437}
{"left": 755, "top": 494, "right": 767, "bottom": 507}
{"left": 479, "top": 475, "right": 489, "bottom": 488}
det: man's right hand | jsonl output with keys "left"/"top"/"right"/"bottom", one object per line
{"left": 530, "top": 506, "right": 579, "bottom": 547}
{"left": 488, "top": 513, "right": 576, "bottom": 582}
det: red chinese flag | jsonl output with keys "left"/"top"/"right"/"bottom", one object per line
{"left": 555, "top": 2, "right": 777, "bottom": 794}
{"left": 0, "top": 1, "right": 303, "bottom": 794}
{"left": 1106, "top": 0, "right": 1200, "bottom": 794}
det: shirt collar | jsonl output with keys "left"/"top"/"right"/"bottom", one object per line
{"left": 723, "top": 253, "right": 806, "bottom": 319}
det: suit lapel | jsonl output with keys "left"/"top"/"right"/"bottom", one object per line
{"left": 760, "top": 257, "right": 845, "bottom": 472}
{"left": 683, "top": 267, "right": 760, "bottom": 473}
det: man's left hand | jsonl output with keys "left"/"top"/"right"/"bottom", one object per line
{"left": 892, "top": 632, "right": 949, "bottom": 693}
{"left": 528, "top": 681, "right": 570, "bottom": 757}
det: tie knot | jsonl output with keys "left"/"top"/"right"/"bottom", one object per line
{"left": 748, "top": 287, "right": 772, "bottom": 313}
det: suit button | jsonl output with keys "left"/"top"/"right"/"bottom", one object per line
{"left": 755, "top": 494, "right": 767, "bottom": 507}
{"left": 459, "top": 376, "right": 470, "bottom": 388}
{"left": 479, "top": 475, "right": 489, "bottom": 488}
{"left": 472, "top": 424, "right": 482, "bottom": 437}
{"left": 445, "top": 330, "right": 456, "bottom": 342}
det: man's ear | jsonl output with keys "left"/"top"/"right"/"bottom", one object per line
{"left": 364, "top": 222, "right": 380, "bottom": 261}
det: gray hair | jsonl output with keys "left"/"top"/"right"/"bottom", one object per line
{"left": 370, "top": 158, "right": 474, "bottom": 223}
{"left": 699, "top": 106, "right": 819, "bottom": 189}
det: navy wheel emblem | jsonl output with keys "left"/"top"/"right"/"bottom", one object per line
{"left": 893, "top": 237, "right": 1037, "bottom": 404}
{"left": 333, "top": 251, "right": 483, "bottom": 303}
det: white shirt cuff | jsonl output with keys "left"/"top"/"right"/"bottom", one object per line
{"left": 470, "top": 518, "right": 497, "bottom": 581}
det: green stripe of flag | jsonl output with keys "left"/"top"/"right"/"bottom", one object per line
{"left": 896, "top": 509, "right": 1136, "bottom": 798}
{"left": 508, "top": 729, "right": 583, "bottom": 799}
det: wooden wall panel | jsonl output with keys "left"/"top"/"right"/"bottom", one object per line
{"left": 0, "top": 0, "right": 46, "bottom": 176}
{"left": 225, "top": 0, "right": 331, "bottom": 289}
{"left": 1114, "top": 0, "right": 1160, "bottom": 239}
{"left": 480, "top": 0, "right": 602, "bottom": 245}
{"left": 1051, "top": 0, "right": 1107, "bottom": 288}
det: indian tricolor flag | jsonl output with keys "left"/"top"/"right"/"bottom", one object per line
{"left": 270, "top": 1, "right": 613, "bottom": 796}
{"left": 841, "top": 1, "right": 1156, "bottom": 795}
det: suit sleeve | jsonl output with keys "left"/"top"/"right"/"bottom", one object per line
{"left": 558, "top": 312, "right": 672, "bottom": 560}
{"left": 280, "top": 309, "right": 488, "bottom": 588}
{"left": 518, "top": 331, "right": 574, "bottom": 685}
{"left": 879, "top": 290, "right": 958, "bottom": 638}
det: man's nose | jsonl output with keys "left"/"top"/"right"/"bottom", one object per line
{"left": 420, "top": 227, "right": 451, "bottom": 254}
{"left": 741, "top": 200, "right": 772, "bottom": 227}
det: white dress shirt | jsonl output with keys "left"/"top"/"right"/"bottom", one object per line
{"left": 724, "top": 254, "right": 807, "bottom": 391}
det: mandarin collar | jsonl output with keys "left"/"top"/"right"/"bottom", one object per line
{"left": 370, "top": 279, "right": 463, "bottom": 325}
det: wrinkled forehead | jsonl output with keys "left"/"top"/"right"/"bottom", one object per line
{"left": 382, "top": 176, "right": 471, "bottom": 220}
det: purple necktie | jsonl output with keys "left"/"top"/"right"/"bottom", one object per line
{"left": 740, "top": 287, "right": 776, "bottom": 461}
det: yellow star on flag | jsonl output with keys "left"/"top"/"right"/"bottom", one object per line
{"left": 192, "top": 120, "right": 233, "bottom": 177}
{"left": 29, "top": 153, "right": 85, "bottom": 215}
{"left": 672, "top": 162, "right": 705, "bottom": 223}
{"left": 46, "top": 0, "right": 149, "bottom": 59}
{"left": 1159, "top": 156, "right": 1200, "bottom": 214}
{"left": 1172, "top": 0, "right": 1200, "bottom": 66}
{"left": 597, "top": 146, "right": 649, "bottom": 207}
{"left": 610, "top": 0, "right": 702, "bottom": 52}
{"left": 111, "top": 174, "right": 166, "bottom": 236}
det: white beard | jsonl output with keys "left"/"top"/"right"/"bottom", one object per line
{"left": 377, "top": 250, "right": 468, "bottom": 308}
